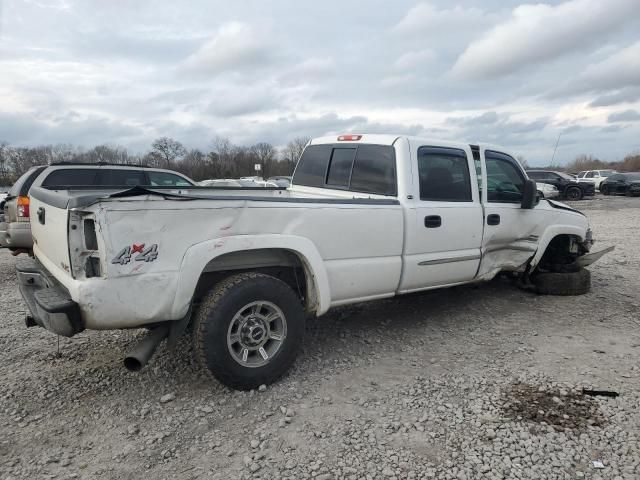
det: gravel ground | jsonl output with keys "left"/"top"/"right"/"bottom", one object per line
{"left": 1, "top": 195, "right": 639, "bottom": 480}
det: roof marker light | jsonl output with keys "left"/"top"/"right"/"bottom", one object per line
{"left": 337, "top": 134, "right": 362, "bottom": 141}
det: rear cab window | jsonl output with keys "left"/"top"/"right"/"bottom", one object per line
{"left": 293, "top": 143, "right": 397, "bottom": 196}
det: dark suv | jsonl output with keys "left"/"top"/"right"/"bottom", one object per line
{"left": 0, "top": 164, "right": 194, "bottom": 253}
{"left": 526, "top": 170, "right": 595, "bottom": 200}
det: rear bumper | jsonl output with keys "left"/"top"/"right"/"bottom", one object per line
{"left": 16, "top": 257, "right": 84, "bottom": 337}
{"left": 0, "top": 220, "right": 33, "bottom": 249}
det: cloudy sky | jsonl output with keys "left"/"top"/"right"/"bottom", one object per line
{"left": 1, "top": 0, "right": 639, "bottom": 165}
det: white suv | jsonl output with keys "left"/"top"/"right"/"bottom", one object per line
{"left": 0, "top": 163, "right": 194, "bottom": 253}
{"left": 576, "top": 170, "right": 617, "bottom": 191}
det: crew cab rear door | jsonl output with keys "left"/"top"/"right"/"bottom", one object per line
{"left": 398, "top": 142, "right": 483, "bottom": 292}
{"left": 475, "top": 146, "right": 545, "bottom": 278}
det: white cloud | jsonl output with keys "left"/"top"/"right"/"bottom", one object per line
{"left": 394, "top": 49, "right": 435, "bottom": 70}
{"left": 452, "top": 0, "right": 639, "bottom": 79}
{"left": 392, "top": 3, "right": 486, "bottom": 36}
{"left": 608, "top": 109, "right": 640, "bottom": 123}
{"left": 182, "top": 22, "right": 273, "bottom": 75}
{"left": 579, "top": 41, "right": 640, "bottom": 92}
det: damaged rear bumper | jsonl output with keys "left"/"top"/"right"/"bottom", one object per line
{"left": 16, "top": 258, "right": 84, "bottom": 337}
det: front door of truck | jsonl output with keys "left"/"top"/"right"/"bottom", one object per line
{"left": 476, "top": 146, "right": 545, "bottom": 279}
{"left": 398, "top": 143, "right": 483, "bottom": 292}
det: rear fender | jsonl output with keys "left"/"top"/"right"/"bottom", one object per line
{"left": 171, "top": 234, "right": 331, "bottom": 319}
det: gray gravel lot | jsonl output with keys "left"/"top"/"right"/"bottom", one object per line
{"left": 1, "top": 196, "right": 639, "bottom": 480}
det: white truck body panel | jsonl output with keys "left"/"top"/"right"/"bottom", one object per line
{"left": 26, "top": 134, "right": 591, "bottom": 332}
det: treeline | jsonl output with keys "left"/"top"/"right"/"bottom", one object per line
{"left": 560, "top": 153, "right": 640, "bottom": 173}
{"left": 0, "top": 136, "right": 310, "bottom": 185}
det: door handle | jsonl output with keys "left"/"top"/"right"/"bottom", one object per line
{"left": 487, "top": 214, "right": 500, "bottom": 226}
{"left": 424, "top": 215, "right": 442, "bottom": 228}
{"left": 37, "top": 207, "right": 46, "bottom": 225}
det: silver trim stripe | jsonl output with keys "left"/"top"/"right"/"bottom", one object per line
{"left": 419, "top": 254, "right": 481, "bottom": 266}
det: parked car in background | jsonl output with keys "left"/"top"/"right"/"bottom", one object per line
{"left": 526, "top": 170, "right": 595, "bottom": 200}
{"left": 0, "top": 163, "right": 194, "bottom": 253}
{"left": 199, "top": 178, "right": 281, "bottom": 188}
{"left": 576, "top": 169, "right": 617, "bottom": 191}
{"left": 267, "top": 176, "right": 292, "bottom": 188}
{"left": 600, "top": 172, "right": 640, "bottom": 196}
{"left": 199, "top": 179, "right": 244, "bottom": 187}
{"left": 0, "top": 190, "right": 9, "bottom": 210}
{"left": 536, "top": 182, "right": 561, "bottom": 199}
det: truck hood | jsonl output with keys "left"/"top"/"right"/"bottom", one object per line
{"left": 546, "top": 199, "right": 585, "bottom": 216}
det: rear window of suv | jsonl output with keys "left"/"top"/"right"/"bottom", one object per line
{"left": 96, "top": 169, "right": 147, "bottom": 186}
{"left": 41, "top": 169, "right": 98, "bottom": 187}
{"left": 9, "top": 166, "right": 47, "bottom": 196}
{"left": 293, "top": 144, "right": 397, "bottom": 196}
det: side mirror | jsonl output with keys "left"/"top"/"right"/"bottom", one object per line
{"left": 521, "top": 179, "right": 538, "bottom": 209}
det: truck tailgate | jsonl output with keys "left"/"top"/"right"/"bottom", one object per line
{"left": 29, "top": 188, "right": 74, "bottom": 279}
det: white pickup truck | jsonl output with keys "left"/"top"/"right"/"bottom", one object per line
{"left": 18, "top": 134, "right": 609, "bottom": 390}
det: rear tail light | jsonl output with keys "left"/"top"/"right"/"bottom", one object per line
{"left": 17, "top": 196, "right": 30, "bottom": 218}
{"left": 337, "top": 134, "right": 362, "bottom": 141}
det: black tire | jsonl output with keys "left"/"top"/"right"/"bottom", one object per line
{"left": 193, "top": 272, "right": 305, "bottom": 390}
{"left": 565, "top": 186, "right": 583, "bottom": 201}
{"left": 601, "top": 185, "right": 609, "bottom": 195}
{"left": 532, "top": 268, "right": 591, "bottom": 296}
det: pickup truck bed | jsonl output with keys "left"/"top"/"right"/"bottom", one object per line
{"left": 28, "top": 185, "right": 404, "bottom": 330}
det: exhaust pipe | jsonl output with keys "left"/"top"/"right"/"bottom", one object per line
{"left": 124, "top": 323, "right": 171, "bottom": 372}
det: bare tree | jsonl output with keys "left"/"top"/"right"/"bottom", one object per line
{"left": 281, "top": 137, "right": 309, "bottom": 164}
{"left": 251, "top": 142, "right": 277, "bottom": 178}
{"left": 150, "top": 137, "right": 186, "bottom": 168}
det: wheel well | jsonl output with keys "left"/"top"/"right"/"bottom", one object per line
{"left": 193, "top": 248, "right": 317, "bottom": 314}
{"left": 536, "top": 234, "right": 585, "bottom": 271}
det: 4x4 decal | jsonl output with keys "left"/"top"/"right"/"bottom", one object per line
{"left": 111, "top": 243, "right": 158, "bottom": 265}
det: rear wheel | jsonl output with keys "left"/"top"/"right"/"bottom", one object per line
{"left": 193, "top": 272, "right": 305, "bottom": 390}
{"left": 565, "top": 186, "right": 583, "bottom": 201}
{"left": 532, "top": 268, "right": 591, "bottom": 296}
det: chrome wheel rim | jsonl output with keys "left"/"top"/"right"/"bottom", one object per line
{"left": 227, "top": 301, "right": 287, "bottom": 368}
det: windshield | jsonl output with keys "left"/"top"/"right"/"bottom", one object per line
{"left": 556, "top": 172, "right": 575, "bottom": 180}
{"left": 624, "top": 173, "right": 640, "bottom": 180}
{"left": 600, "top": 170, "right": 616, "bottom": 176}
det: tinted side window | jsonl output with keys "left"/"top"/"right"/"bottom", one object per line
{"left": 147, "top": 171, "right": 193, "bottom": 187}
{"left": 41, "top": 169, "right": 98, "bottom": 187}
{"left": 486, "top": 151, "right": 525, "bottom": 203}
{"left": 292, "top": 145, "right": 332, "bottom": 188}
{"left": 418, "top": 147, "right": 472, "bottom": 202}
{"left": 326, "top": 148, "right": 356, "bottom": 187}
{"left": 350, "top": 145, "right": 396, "bottom": 196}
{"left": 97, "top": 169, "right": 146, "bottom": 186}
{"left": 585, "top": 172, "right": 594, "bottom": 178}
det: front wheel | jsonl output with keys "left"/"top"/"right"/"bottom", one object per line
{"left": 532, "top": 268, "right": 591, "bottom": 296}
{"left": 565, "top": 186, "right": 583, "bottom": 201}
{"left": 601, "top": 185, "right": 610, "bottom": 195}
{"left": 193, "top": 273, "right": 305, "bottom": 390}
